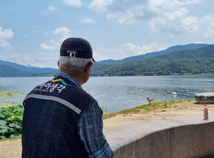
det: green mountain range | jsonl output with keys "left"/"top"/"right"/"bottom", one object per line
{"left": 0, "top": 43, "right": 213, "bottom": 77}
{"left": 91, "top": 44, "right": 214, "bottom": 76}
{"left": 98, "top": 43, "right": 209, "bottom": 65}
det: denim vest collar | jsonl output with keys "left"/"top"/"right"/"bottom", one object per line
{"left": 58, "top": 72, "right": 82, "bottom": 89}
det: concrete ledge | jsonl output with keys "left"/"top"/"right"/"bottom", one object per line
{"left": 105, "top": 115, "right": 214, "bottom": 158}
{"left": 195, "top": 93, "right": 214, "bottom": 104}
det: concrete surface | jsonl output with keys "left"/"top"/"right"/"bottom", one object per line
{"left": 105, "top": 115, "right": 214, "bottom": 158}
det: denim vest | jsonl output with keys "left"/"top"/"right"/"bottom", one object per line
{"left": 22, "top": 75, "right": 96, "bottom": 158}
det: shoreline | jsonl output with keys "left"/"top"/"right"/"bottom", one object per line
{"left": 103, "top": 100, "right": 214, "bottom": 132}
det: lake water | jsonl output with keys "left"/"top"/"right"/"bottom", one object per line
{"left": 0, "top": 75, "right": 214, "bottom": 113}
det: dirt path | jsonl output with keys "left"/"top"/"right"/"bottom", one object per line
{"left": 1, "top": 101, "right": 213, "bottom": 158}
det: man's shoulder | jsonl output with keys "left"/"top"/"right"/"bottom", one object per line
{"left": 78, "top": 88, "right": 96, "bottom": 103}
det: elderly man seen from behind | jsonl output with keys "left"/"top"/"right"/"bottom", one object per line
{"left": 22, "top": 37, "right": 114, "bottom": 158}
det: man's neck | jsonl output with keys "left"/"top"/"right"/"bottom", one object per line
{"left": 59, "top": 68, "right": 85, "bottom": 85}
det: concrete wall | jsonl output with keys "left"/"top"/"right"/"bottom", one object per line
{"left": 105, "top": 115, "right": 214, "bottom": 158}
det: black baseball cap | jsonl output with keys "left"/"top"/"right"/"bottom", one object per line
{"left": 60, "top": 37, "right": 95, "bottom": 62}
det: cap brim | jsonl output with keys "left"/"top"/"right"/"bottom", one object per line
{"left": 92, "top": 58, "right": 95, "bottom": 63}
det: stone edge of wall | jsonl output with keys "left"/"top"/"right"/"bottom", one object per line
{"left": 105, "top": 115, "right": 214, "bottom": 158}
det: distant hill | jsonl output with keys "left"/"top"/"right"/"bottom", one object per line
{"left": 91, "top": 45, "right": 214, "bottom": 76}
{"left": 0, "top": 60, "right": 57, "bottom": 77}
{"left": 0, "top": 60, "right": 56, "bottom": 75}
{"left": 0, "top": 65, "right": 31, "bottom": 77}
{"left": 98, "top": 43, "right": 209, "bottom": 65}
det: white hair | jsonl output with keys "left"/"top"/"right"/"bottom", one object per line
{"left": 59, "top": 56, "right": 93, "bottom": 71}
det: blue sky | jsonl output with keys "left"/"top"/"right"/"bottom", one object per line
{"left": 0, "top": 0, "right": 214, "bottom": 68}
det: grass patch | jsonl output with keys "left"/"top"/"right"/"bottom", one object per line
{"left": 103, "top": 113, "right": 116, "bottom": 119}
{"left": 103, "top": 100, "right": 189, "bottom": 119}
{"left": 0, "top": 135, "right": 21, "bottom": 141}
{"left": 0, "top": 102, "right": 20, "bottom": 107}
{"left": 120, "top": 100, "right": 185, "bottom": 114}
{"left": 0, "top": 90, "right": 25, "bottom": 99}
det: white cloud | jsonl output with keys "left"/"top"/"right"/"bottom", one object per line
{"left": 22, "top": 51, "right": 58, "bottom": 68}
{"left": 48, "top": 5, "right": 55, "bottom": 11}
{"left": 63, "top": 0, "right": 82, "bottom": 7}
{"left": 90, "top": 0, "right": 152, "bottom": 23}
{"left": 194, "top": 41, "right": 203, "bottom": 44}
{"left": 203, "top": 14, "right": 214, "bottom": 26}
{"left": 202, "top": 14, "right": 214, "bottom": 39}
{"left": 81, "top": 18, "right": 95, "bottom": 23}
{"left": 107, "top": 5, "right": 151, "bottom": 24}
{"left": 204, "top": 28, "right": 214, "bottom": 39}
{"left": 149, "top": 14, "right": 199, "bottom": 34}
{"left": 52, "top": 26, "right": 71, "bottom": 41}
{"left": 10, "top": 54, "right": 19, "bottom": 59}
{"left": 40, "top": 26, "right": 71, "bottom": 51}
{"left": 181, "top": 16, "right": 199, "bottom": 32}
{"left": 0, "top": 26, "right": 14, "bottom": 48}
{"left": 119, "top": 42, "right": 167, "bottom": 57}
{"left": 149, "top": 1, "right": 200, "bottom": 34}
{"left": 95, "top": 42, "right": 168, "bottom": 61}
{"left": 90, "top": 0, "right": 114, "bottom": 12}
{"left": 93, "top": 50, "right": 109, "bottom": 61}
{"left": 149, "top": 0, "right": 200, "bottom": 9}
{"left": 40, "top": 43, "right": 55, "bottom": 50}
{"left": 90, "top": 0, "right": 201, "bottom": 34}
{"left": 163, "top": 7, "right": 189, "bottom": 20}
{"left": 148, "top": 2, "right": 200, "bottom": 34}
{"left": 104, "top": 1, "right": 154, "bottom": 24}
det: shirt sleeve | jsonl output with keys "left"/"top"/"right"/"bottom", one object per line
{"left": 78, "top": 102, "right": 114, "bottom": 158}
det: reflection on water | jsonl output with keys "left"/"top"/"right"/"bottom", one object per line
{"left": 0, "top": 75, "right": 214, "bottom": 113}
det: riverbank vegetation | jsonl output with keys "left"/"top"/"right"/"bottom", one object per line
{"left": 0, "top": 105, "right": 23, "bottom": 139}
{"left": 103, "top": 100, "right": 190, "bottom": 119}
{"left": 0, "top": 90, "right": 25, "bottom": 100}
{"left": 0, "top": 90, "right": 26, "bottom": 107}
{"left": 0, "top": 90, "right": 25, "bottom": 139}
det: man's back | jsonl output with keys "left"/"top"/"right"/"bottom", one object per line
{"left": 22, "top": 99, "right": 89, "bottom": 158}
{"left": 22, "top": 76, "right": 93, "bottom": 158}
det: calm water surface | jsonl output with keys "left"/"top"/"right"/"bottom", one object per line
{"left": 0, "top": 75, "right": 213, "bottom": 113}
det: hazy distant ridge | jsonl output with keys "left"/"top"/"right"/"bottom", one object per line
{"left": 0, "top": 60, "right": 57, "bottom": 77}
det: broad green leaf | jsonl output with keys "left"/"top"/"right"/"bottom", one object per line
{"left": 0, "top": 135, "right": 6, "bottom": 139}
{"left": 3, "top": 113, "right": 9, "bottom": 118}
{"left": 0, "top": 114, "right": 5, "bottom": 119}
{"left": 0, "top": 128, "right": 8, "bottom": 134}
{"left": 17, "top": 110, "right": 23, "bottom": 115}
{"left": 9, "top": 133, "right": 21, "bottom": 138}
{"left": 15, "top": 116, "right": 23, "bottom": 122}
{"left": 0, "top": 120, "right": 7, "bottom": 126}
{"left": 8, "top": 123, "right": 16, "bottom": 128}
{"left": 9, "top": 127, "right": 17, "bottom": 133}
{"left": 8, "top": 115, "right": 16, "bottom": 121}
{"left": 16, "top": 105, "right": 23, "bottom": 109}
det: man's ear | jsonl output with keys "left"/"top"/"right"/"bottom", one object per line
{"left": 57, "top": 60, "right": 59, "bottom": 67}
{"left": 85, "top": 62, "right": 93, "bottom": 73}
